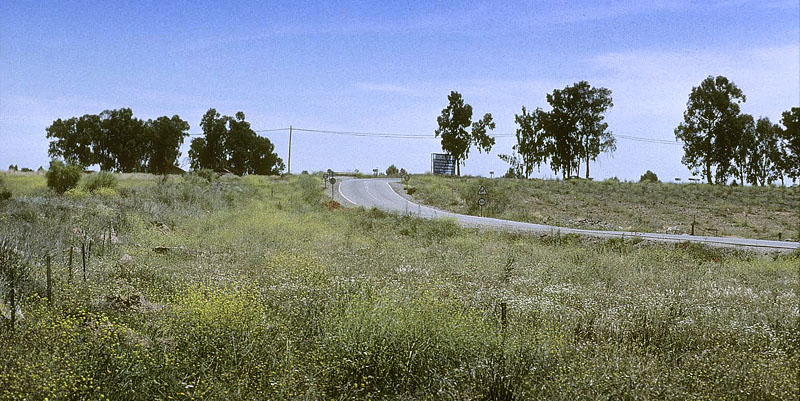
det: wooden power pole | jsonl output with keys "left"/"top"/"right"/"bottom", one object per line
{"left": 287, "top": 125, "right": 293, "bottom": 175}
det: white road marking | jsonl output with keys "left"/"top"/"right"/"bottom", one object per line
{"left": 337, "top": 179, "right": 357, "bottom": 205}
{"left": 336, "top": 178, "right": 799, "bottom": 251}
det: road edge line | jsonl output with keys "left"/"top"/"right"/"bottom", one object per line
{"left": 337, "top": 179, "right": 357, "bottom": 206}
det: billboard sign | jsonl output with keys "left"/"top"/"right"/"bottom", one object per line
{"left": 431, "top": 153, "right": 456, "bottom": 176}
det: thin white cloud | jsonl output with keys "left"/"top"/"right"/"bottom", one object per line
{"left": 185, "top": 0, "right": 799, "bottom": 51}
{"left": 589, "top": 44, "right": 800, "bottom": 122}
{"left": 355, "top": 83, "right": 414, "bottom": 94}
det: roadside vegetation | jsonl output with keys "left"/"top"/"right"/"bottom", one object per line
{"left": 0, "top": 172, "right": 797, "bottom": 400}
{"left": 408, "top": 175, "right": 799, "bottom": 241}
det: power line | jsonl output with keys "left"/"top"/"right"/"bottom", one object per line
{"left": 189, "top": 127, "right": 289, "bottom": 137}
{"left": 189, "top": 126, "right": 684, "bottom": 146}
{"left": 292, "top": 128, "right": 434, "bottom": 138}
{"left": 616, "top": 134, "right": 683, "bottom": 146}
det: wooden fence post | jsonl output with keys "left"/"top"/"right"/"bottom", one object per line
{"left": 46, "top": 254, "right": 52, "bottom": 306}
{"left": 81, "top": 243, "right": 86, "bottom": 282}
{"left": 68, "top": 246, "right": 73, "bottom": 283}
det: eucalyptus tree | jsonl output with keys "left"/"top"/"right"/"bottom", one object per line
{"left": 499, "top": 106, "right": 549, "bottom": 179}
{"left": 189, "top": 109, "right": 284, "bottom": 176}
{"left": 675, "top": 76, "right": 746, "bottom": 184}
{"left": 435, "top": 91, "right": 496, "bottom": 176}
{"left": 780, "top": 107, "right": 800, "bottom": 183}
{"left": 500, "top": 81, "right": 614, "bottom": 180}
{"left": 46, "top": 108, "right": 189, "bottom": 173}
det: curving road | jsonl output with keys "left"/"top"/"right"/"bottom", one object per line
{"left": 336, "top": 177, "right": 800, "bottom": 252}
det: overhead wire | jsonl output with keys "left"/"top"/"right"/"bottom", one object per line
{"left": 189, "top": 126, "right": 684, "bottom": 146}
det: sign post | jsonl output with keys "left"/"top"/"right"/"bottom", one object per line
{"left": 404, "top": 174, "right": 410, "bottom": 183}
{"left": 323, "top": 173, "right": 328, "bottom": 188}
{"left": 329, "top": 177, "right": 336, "bottom": 198}
{"left": 477, "top": 185, "right": 488, "bottom": 217}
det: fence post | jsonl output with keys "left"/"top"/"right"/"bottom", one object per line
{"left": 10, "top": 265, "right": 15, "bottom": 331}
{"left": 46, "top": 254, "right": 52, "bottom": 306}
{"left": 81, "top": 243, "right": 86, "bottom": 282}
{"left": 68, "top": 246, "right": 73, "bottom": 283}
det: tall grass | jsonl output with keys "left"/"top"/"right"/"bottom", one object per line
{"left": 0, "top": 174, "right": 796, "bottom": 400}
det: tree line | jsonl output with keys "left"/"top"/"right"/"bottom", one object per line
{"left": 435, "top": 81, "right": 615, "bottom": 180}
{"left": 675, "top": 75, "right": 798, "bottom": 186}
{"left": 46, "top": 108, "right": 283, "bottom": 176}
{"left": 437, "top": 77, "right": 798, "bottom": 185}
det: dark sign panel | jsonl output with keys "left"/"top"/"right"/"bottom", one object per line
{"left": 431, "top": 153, "right": 456, "bottom": 176}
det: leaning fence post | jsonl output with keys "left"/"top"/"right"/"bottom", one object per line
{"left": 81, "top": 243, "right": 87, "bottom": 282}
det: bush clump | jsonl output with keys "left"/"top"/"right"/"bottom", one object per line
{"left": 640, "top": 170, "right": 659, "bottom": 183}
{"left": 83, "top": 171, "right": 118, "bottom": 192}
{"left": 0, "top": 177, "right": 11, "bottom": 200}
{"left": 193, "top": 168, "right": 215, "bottom": 183}
{"left": 45, "top": 160, "right": 82, "bottom": 194}
{"left": 64, "top": 187, "right": 88, "bottom": 199}
{"left": 297, "top": 174, "right": 321, "bottom": 205}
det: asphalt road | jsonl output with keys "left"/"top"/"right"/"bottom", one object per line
{"left": 337, "top": 177, "right": 800, "bottom": 252}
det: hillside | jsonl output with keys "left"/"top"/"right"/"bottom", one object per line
{"left": 0, "top": 173, "right": 796, "bottom": 399}
{"left": 408, "top": 175, "right": 800, "bottom": 241}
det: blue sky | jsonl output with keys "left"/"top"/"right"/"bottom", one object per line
{"left": 2, "top": 0, "right": 798, "bottom": 180}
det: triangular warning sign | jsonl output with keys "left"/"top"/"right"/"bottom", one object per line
{"left": 478, "top": 185, "right": 487, "bottom": 195}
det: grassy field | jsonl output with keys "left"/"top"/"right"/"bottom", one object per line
{"left": 408, "top": 175, "right": 800, "bottom": 241}
{"left": 0, "top": 173, "right": 797, "bottom": 400}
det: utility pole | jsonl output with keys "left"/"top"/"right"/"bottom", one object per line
{"left": 287, "top": 125, "right": 293, "bottom": 175}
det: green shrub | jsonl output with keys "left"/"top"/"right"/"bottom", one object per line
{"left": 45, "top": 160, "right": 82, "bottom": 194}
{"left": 64, "top": 187, "right": 88, "bottom": 199}
{"left": 83, "top": 171, "right": 118, "bottom": 192}
{"left": 94, "top": 187, "right": 117, "bottom": 197}
{"left": 640, "top": 170, "right": 659, "bottom": 183}
{"left": 194, "top": 168, "right": 215, "bottom": 183}
{"left": 0, "top": 177, "right": 11, "bottom": 200}
{"left": 297, "top": 174, "right": 321, "bottom": 205}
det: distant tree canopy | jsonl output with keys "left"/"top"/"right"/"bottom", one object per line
{"left": 500, "top": 81, "right": 615, "bottom": 180}
{"left": 639, "top": 170, "right": 659, "bottom": 183}
{"left": 46, "top": 108, "right": 189, "bottom": 173}
{"left": 675, "top": 76, "right": 797, "bottom": 185}
{"left": 188, "top": 109, "right": 284, "bottom": 176}
{"left": 435, "top": 91, "right": 496, "bottom": 176}
{"left": 385, "top": 165, "right": 399, "bottom": 176}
